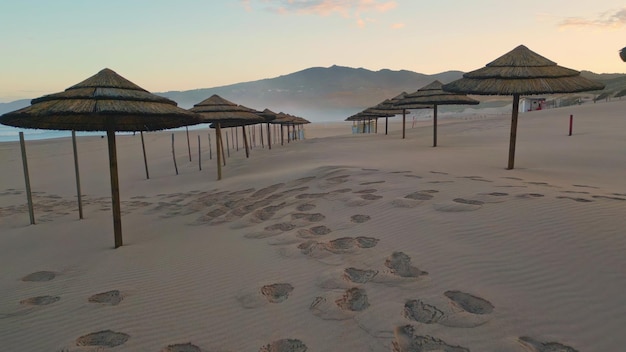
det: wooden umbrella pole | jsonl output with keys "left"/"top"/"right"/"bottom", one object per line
{"left": 208, "top": 133, "right": 212, "bottom": 160}
{"left": 225, "top": 131, "right": 231, "bottom": 157}
{"left": 507, "top": 94, "right": 521, "bottom": 170}
{"left": 242, "top": 125, "right": 250, "bottom": 158}
{"left": 402, "top": 110, "right": 406, "bottom": 139}
{"left": 266, "top": 123, "right": 272, "bottom": 150}
{"left": 106, "top": 127, "right": 123, "bottom": 248}
{"left": 216, "top": 123, "right": 223, "bottom": 180}
{"left": 140, "top": 131, "right": 149, "bottom": 179}
{"left": 220, "top": 128, "right": 226, "bottom": 166}
{"left": 198, "top": 135, "right": 201, "bottom": 171}
{"left": 18, "top": 132, "right": 35, "bottom": 225}
{"left": 260, "top": 124, "right": 264, "bottom": 148}
{"left": 71, "top": 131, "right": 83, "bottom": 219}
{"left": 235, "top": 128, "right": 239, "bottom": 151}
{"left": 186, "top": 126, "right": 191, "bottom": 161}
{"left": 171, "top": 133, "right": 178, "bottom": 175}
{"left": 231, "top": 128, "right": 235, "bottom": 150}
{"left": 385, "top": 117, "right": 389, "bottom": 135}
{"left": 433, "top": 105, "right": 438, "bottom": 147}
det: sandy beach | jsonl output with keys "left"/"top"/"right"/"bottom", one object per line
{"left": 1, "top": 100, "right": 625, "bottom": 351}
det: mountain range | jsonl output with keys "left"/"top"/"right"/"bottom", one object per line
{"left": 2, "top": 65, "right": 625, "bottom": 122}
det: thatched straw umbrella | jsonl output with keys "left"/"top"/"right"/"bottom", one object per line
{"left": 345, "top": 110, "right": 392, "bottom": 134}
{"left": 620, "top": 47, "right": 626, "bottom": 62}
{"left": 395, "top": 80, "right": 479, "bottom": 147}
{"left": 0, "top": 68, "right": 202, "bottom": 248}
{"left": 442, "top": 45, "right": 605, "bottom": 169}
{"left": 189, "top": 95, "right": 263, "bottom": 180}
{"left": 367, "top": 98, "right": 406, "bottom": 135}
{"left": 257, "top": 108, "right": 278, "bottom": 149}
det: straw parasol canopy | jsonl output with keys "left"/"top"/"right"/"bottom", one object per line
{"left": 0, "top": 68, "right": 202, "bottom": 248}
{"left": 395, "top": 80, "right": 479, "bottom": 146}
{"left": 620, "top": 47, "right": 626, "bottom": 62}
{"left": 190, "top": 95, "right": 264, "bottom": 179}
{"left": 386, "top": 91, "right": 431, "bottom": 139}
{"left": 442, "top": 44, "right": 605, "bottom": 169}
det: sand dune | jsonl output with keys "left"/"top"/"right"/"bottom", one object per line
{"left": 1, "top": 100, "right": 625, "bottom": 351}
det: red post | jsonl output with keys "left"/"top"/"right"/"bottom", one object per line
{"left": 569, "top": 115, "right": 573, "bottom": 136}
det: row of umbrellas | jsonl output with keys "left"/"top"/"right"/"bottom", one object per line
{"left": 0, "top": 69, "right": 309, "bottom": 248}
{"left": 0, "top": 44, "right": 606, "bottom": 249}
{"left": 348, "top": 45, "right": 604, "bottom": 169}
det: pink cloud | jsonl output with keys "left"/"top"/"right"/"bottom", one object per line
{"left": 242, "top": 0, "right": 397, "bottom": 19}
{"left": 558, "top": 7, "right": 626, "bottom": 30}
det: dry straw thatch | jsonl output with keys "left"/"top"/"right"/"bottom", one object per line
{"left": 442, "top": 44, "right": 604, "bottom": 169}
{"left": 620, "top": 46, "right": 626, "bottom": 62}
{"left": 0, "top": 68, "right": 201, "bottom": 131}
{"left": 395, "top": 80, "right": 479, "bottom": 146}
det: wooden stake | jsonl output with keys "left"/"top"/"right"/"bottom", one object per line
{"left": 198, "top": 135, "right": 202, "bottom": 171}
{"left": 402, "top": 110, "right": 406, "bottom": 139}
{"left": 225, "top": 131, "right": 230, "bottom": 157}
{"left": 266, "top": 123, "right": 272, "bottom": 150}
{"left": 106, "top": 128, "right": 123, "bottom": 248}
{"left": 216, "top": 123, "right": 223, "bottom": 180}
{"left": 433, "top": 105, "right": 438, "bottom": 147}
{"left": 19, "top": 132, "right": 35, "bottom": 225}
{"left": 242, "top": 125, "right": 250, "bottom": 158}
{"left": 172, "top": 133, "right": 178, "bottom": 175}
{"left": 71, "top": 131, "right": 83, "bottom": 219}
{"left": 208, "top": 132, "right": 212, "bottom": 160}
{"left": 140, "top": 131, "right": 149, "bottom": 179}
{"left": 186, "top": 126, "right": 191, "bottom": 162}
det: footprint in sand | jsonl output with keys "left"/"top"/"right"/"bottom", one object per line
{"left": 518, "top": 336, "right": 578, "bottom": 352}
{"left": 354, "top": 189, "right": 378, "bottom": 194}
{"left": 403, "top": 298, "right": 491, "bottom": 328}
{"left": 20, "top": 296, "right": 60, "bottom": 306}
{"left": 161, "top": 342, "right": 202, "bottom": 352}
{"left": 517, "top": 193, "right": 545, "bottom": 199}
{"left": 360, "top": 194, "right": 383, "bottom": 200}
{"left": 291, "top": 212, "right": 325, "bottom": 222}
{"left": 556, "top": 196, "right": 593, "bottom": 203}
{"left": 310, "top": 287, "right": 369, "bottom": 320}
{"left": 250, "top": 183, "right": 285, "bottom": 198}
{"left": 392, "top": 325, "right": 469, "bottom": 352}
{"left": 259, "top": 338, "right": 308, "bottom": 352}
{"left": 335, "top": 287, "right": 369, "bottom": 311}
{"left": 299, "top": 237, "right": 379, "bottom": 257}
{"left": 402, "top": 300, "right": 444, "bottom": 324}
{"left": 592, "top": 195, "right": 626, "bottom": 201}
{"left": 433, "top": 200, "right": 482, "bottom": 212}
{"left": 296, "top": 203, "right": 316, "bottom": 211}
{"left": 252, "top": 202, "right": 289, "bottom": 222}
{"left": 350, "top": 214, "right": 371, "bottom": 223}
{"left": 76, "top": 330, "right": 130, "bottom": 348}
{"left": 405, "top": 191, "right": 437, "bottom": 201}
{"left": 360, "top": 180, "right": 385, "bottom": 185}
{"left": 88, "top": 290, "right": 123, "bottom": 306}
{"left": 343, "top": 267, "right": 379, "bottom": 284}
{"left": 261, "top": 283, "right": 294, "bottom": 303}
{"left": 444, "top": 290, "right": 494, "bottom": 315}
{"left": 245, "top": 223, "right": 297, "bottom": 239}
{"left": 384, "top": 252, "right": 428, "bottom": 278}
{"left": 21, "top": 271, "right": 56, "bottom": 282}
{"left": 297, "top": 225, "right": 332, "bottom": 238}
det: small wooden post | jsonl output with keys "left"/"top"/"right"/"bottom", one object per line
{"left": 225, "top": 132, "right": 231, "bottom": 157}
{"left": 208, "top": 133, "right": 212, "bottom": 160}
{"left": 242, "top": 125, "right": 250, "bottom": 158}
{"left": 220, "top": 128, "right": 226, "bottom": 166}
{"left": 235, "top": 128, "right": 239, "bottom": 151}
{"left": 507, "top": 94, "right": 521, "bottom": 170}
{"left": 569, "top": 115, "right": 573, "bottom": 136}
{"left": 71, "top": 131, "right": 83, "bottom": 219}
{"left": 198, "top": 135, "right": 202, "bottom": 171}
{"left": 260, "top": 123, "right": 264, "bottom": 148}
{"left": 231, "top": 128, "right": 235, "bottom": 150}
{"left": 216, "top": 123, "right": 223, "bottom": 180}
{"left": 186, "top": 126, "right": 191, "bottom": 162}
{"left": 402, "top": 109, "right": 406, "bottom": 139}
{"left": 266, "top": 123, "right": 272, "bottom": 150}
{"left": 19, "top": 132, "right": 35, "bottom": 225}
{"left": 172, "top": 133, "right": 178, "bottom": 175}
{"left": 433, "top": 105, "right": 438, "bottom": 147}
{"left": 106, "top": 127, "right": 123, "bottom": 248}
{"left": 385, "top": 117, "right": 389, "bottom": 135}
{"left": 140, "top": 131, "right": 149, "bottom": 179}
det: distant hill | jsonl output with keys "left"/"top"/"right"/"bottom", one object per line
{"left": 2, "top": 66, "right": 625, "bottom": 123}
{"left": 156, "top": 65, "right": 466, "bottom": 121}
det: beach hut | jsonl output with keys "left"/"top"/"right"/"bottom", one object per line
{"left": 189, "top": 95, "right": 264, "bottom": 180}
{"left": 395, "top": 80, "right": 479, "bottom": 147}
{"left": 0, "top": 68, "right": 202, "bottom": 248}
{"left": 442, "top": 45, "right": 604, "bottom": 169}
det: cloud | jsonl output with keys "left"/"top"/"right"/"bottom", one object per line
{"left": 390, "top": 22, "right": 404, "bottom": 29}
{"left": 242, "top": 0, "right": 397, "bottom": 24}
{"left": 558, "top": 7, "right": 626, "bottom": 30}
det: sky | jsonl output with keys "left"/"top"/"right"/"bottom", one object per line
{"left": 0, "top": 0, "right": 625, "bottom": 102}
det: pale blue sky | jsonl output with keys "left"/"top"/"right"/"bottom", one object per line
{"left": 0, "top": 0, "right": 624, "bottom": 102}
